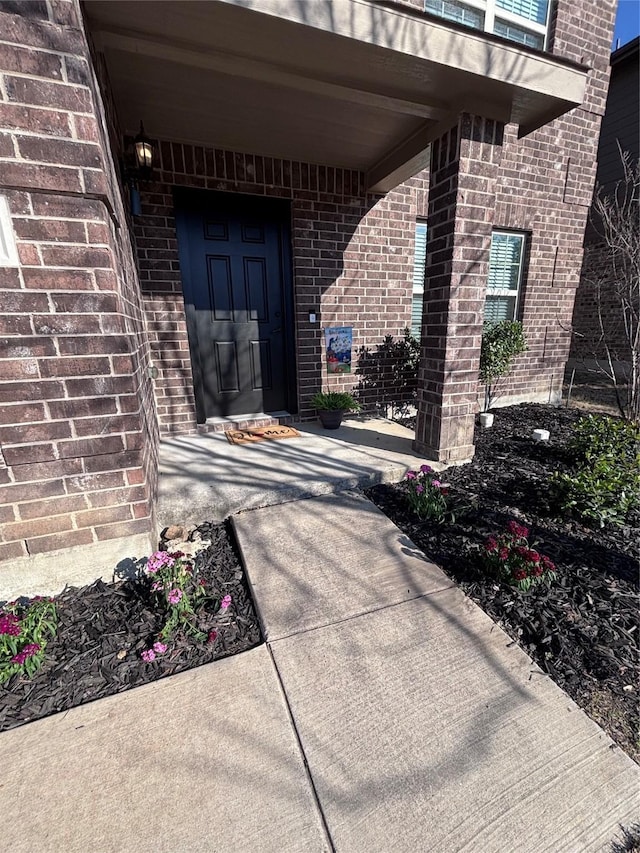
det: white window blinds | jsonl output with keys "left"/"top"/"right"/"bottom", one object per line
{"left": 485, "top": 231, "right": 525, "bottom": 322}
{"left": 411, "top": 222, "right": 428, "bottom": 338}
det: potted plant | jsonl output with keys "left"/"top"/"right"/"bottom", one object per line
{"left": 478, "top": 320, "right": 527, "bottom": 426}
{"left": 310, "top": 391, "right": 360, "bottom": 429}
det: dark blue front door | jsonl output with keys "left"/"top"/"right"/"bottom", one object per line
{"left": 175, "top": 191, "right": 292, "bottom": 420}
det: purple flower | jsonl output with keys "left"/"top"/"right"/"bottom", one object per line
{"left": 415, "top": 484, "right": 424, "bottom": 494}
{"left": 141, "top": 648, "right": 156, "bottom": 662}
{"left": 0, "top": 613, "right": 21, "bottom": 637}
{"left": 168, "top": 588, "right": 183, "bottom": 605}
{"left": 153, "top": 642, "right": 168, "bottom": 655}
{"left": 406, "top": 471, "right": 417, "bottom": 480}
{"left": 11, "top": 643, "right": 40, "bottom": 664}
{"left": 420, "top": 464, "right": 433, "bottom": 473}
{"left": 219, "top": 594, "right": 232, "bottom": 611}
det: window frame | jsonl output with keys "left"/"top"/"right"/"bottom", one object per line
{"left": 484, "top": 229, "right": 527, "bottom": 323}
{"left": 424, "top": 0, "right": 550, "bottom": 51}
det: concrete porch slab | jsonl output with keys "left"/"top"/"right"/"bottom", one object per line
{"left": 233, "top": 490, "right": 454, "bottom": 640}
{"left": 0, "top": 646, "right": 329, "bottom": 853}
{"left": 158, "top": 416, "right": 444, "bottom": 529}
{"left": 270, "top": 588, "right": 640, "bottom": 853}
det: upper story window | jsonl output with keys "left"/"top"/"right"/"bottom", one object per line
{"left": 425, "top": 0, "right": 549, "bottom": 50}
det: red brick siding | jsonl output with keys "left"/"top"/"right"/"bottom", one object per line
{"left": 0, "top": 0, "right": 158, "bottom": 559}
{"left": 484, "top": 0, "right": 617, "bottom": 406}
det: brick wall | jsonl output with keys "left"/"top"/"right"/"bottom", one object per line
{"left": 415, "top": 116, "right": 504, "bottom": 461}
{"left": 134, "top": 145, "right": 429, "bottom": 431}
{"left": 478, "top": 0, "right": 618, "bottom": 407}
{"left": 0, "top": 0, "right": 158, "bottom": 560}
{"left": 570, "top": 39, "right": 639, "bottom": 365}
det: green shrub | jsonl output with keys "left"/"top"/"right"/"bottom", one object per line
{"left": 553, "top": 415, "right": 640, "bottom": 527}
{"left": 566, "top": 414, "right": 640, "bottom": 466}
{"left": 479, "top": 321, "right": 527, "bottom": 409}
{"left": 310, "top": 391, "right": 360, "bottom": 411}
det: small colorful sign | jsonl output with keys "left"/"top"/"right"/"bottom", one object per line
{"left": 325, "top": 326, "right": 353, "bottom": 374}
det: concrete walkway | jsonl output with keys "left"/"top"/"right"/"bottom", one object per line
{"left": 1, "top": 492, "right": 638, "bottom": 852}
{"left": 157, "top": 415, "right": 443, "bottom": 529}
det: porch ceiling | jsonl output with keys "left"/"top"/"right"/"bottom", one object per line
{"left": 84, "top": 0, "right": 589, "bottom": 191}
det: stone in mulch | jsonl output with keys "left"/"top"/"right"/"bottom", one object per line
{"left": 373, "top": 403, "right": 639, "bottom": 762}
{"left": 0, "top": 521, "right": 262, "bottom": 733}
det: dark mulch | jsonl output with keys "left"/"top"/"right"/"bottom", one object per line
{"left": 0, "top": 521, "right": 262, "bottom": 733}
{"left": 370, "top": 403, "right": 639, "bottom": 762}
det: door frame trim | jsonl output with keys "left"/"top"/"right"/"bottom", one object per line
{"left": 173, "top": 187, "right": 297, "bottom": 422}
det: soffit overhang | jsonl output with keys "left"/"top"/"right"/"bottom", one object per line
{"left": 84, "top": 0, "right": 589, "bottom": 191}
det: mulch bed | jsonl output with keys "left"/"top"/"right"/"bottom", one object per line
{"left": 369, "top": 403, "right": 639, "bottom": 762}
{"left": 0, "top": 521, "right": 262, "bottom": 733}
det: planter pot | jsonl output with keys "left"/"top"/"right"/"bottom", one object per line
{"left": 479, "top": 412, "right": 494, "bottom": 428}
{"left": 318, "top": 409, "right": 344, "bottom": 430}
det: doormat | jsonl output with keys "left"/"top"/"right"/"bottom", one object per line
{"left": 225, "top": 425, "right": 301, "bottom": 445}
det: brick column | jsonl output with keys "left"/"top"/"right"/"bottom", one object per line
{"left": 414, "top": 115, "right": 504, "bottom": 463}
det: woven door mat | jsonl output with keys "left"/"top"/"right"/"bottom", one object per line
{"left": 225, "top": 425, "right": 301, "bottom": 445}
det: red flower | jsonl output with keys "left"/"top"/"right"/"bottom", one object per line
{"left": 532, "top": 565, "right": 544, "bottom": 577}
{"left": 207, "top": 629, "right": 218, "bottom": 644}
{"left": 527, "top": 550, "right": 540, "bottom": 563}
{"left": 507, "top": 521, "right": 529, "bottom": 538}
{"left": 169, "top": 551, "right": 185, "bottom": 559}
{"left": 498, "top": 547, "right": 509, "bottom": 561}
{"left": 513, "top": 568, "right": 527, "bottom": 581}
{"left": 542, "top": 556, "right": 555, "bottom": 571}
{"left": 485, "top": 537, "right": 498, "bottom": 552}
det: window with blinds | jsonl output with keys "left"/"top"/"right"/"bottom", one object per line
{"left": 411, "top": 221, "right": 428, "bottom": 338}
{"left": 424, "top": 0, "right": 549, "bottom": 50}
{"left": 485, "top": 231, "right": 525, "bottom": 322}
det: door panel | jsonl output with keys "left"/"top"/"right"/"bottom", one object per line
{"left": 176, "top": 192, "right": 292, "bottom": 419}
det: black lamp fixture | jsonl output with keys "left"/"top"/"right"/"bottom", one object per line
{"left": 133, "top": 121, "right": 154, "bottom": 179}
{"left": 122, "top": 120, "right": 155, "bottom": 216}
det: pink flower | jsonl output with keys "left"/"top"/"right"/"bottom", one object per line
{"left": 151, "top": 581, "right": 164, "bottom": 592}
{"left": 219, "top": 595, "right": 232, "bottom": 611}
{"left": 153, "top": 642, "right": 167, "bottom": 654}
{"left": 431, "top": 480, "right": 441, "bottom": 488}
{"left": 168, "top": 588, "right": 183, "bottom": 605}
{"left": 207, "top": 629, "right": 218, "bottom": 643}
{"left": 406, "top": 470, "right": 417, "bottom": 480}
{"left": 146, "top": 551, "right": 175, "bottom": 574}
{"left": 420, "top": 464, "right": 433, "bottom": 473}
{"left": 141, "top": 648, "right": 156, "bottom": 662}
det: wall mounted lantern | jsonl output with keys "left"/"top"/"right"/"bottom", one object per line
{"left": 122, "top": 120, "right": 155, "bottom": 216}
{"left": 133, "top": 121, "right": 154, "bottom": 179}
